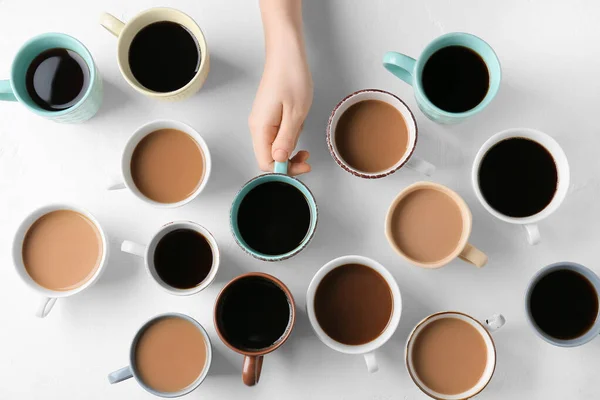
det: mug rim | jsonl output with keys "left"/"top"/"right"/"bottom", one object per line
{"left": 385, "top": 181, "right": 473, "bottom": 268}
{"left": 143, "top": 221, "right": 220, "bottom": 296}
{"left": 471, "top": 127, "right": 570, "bottom": 224}
{"left": 115, "top": 7, "right": 208, "bottom": 98}
{"left": 229, "top": 173, "right": 318, "bottom": 261}
{"left": 525, "top": 261, "right": 600, "bottom": 347}
{"left": 326, "top": 88, "right": 419, "bottom": 179}
{"left": 127, "top": 312, "right": 213, "bottom": 398}
{"left": 213, "top": 272, "right": 296, "bottom": 356}
{"left": 12, "top": 203, "right": 109, "bottom": 298}
{"left": 405, "top": 311, "right": 497, "bottom": 400}
{"left": 305, "top": 255, "right": 402, "bottom": 355}
{"left": 10, "top": 32, "right": 97, "bottom": 117}
{"left": 120, "top": 119, "right": 212, "bottom": 208}
{"left": 413, "top": 32, "right": 502, "bottom": 118}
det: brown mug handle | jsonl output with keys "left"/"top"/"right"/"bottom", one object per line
{"left": 242, "top": 355, "right": 264, "bottom": 386}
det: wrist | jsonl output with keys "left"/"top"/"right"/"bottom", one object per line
{"left": 264, "top": 21, "right": 304, "bottom": 55}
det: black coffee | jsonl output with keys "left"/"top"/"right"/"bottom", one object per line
{"left": 529, "top": 269, "right": 599, "bottom": 340}
{"left": 422, "top": 45, "right": 489, "bottom": 113}
{"left": 478, "top": 138, "right": 558, "bottom": 218}
{"left": 216, "top": 276, "right": 291, "bottom": 351}
{"left": 237, "top": 181, "right": 311, "bottom": 256}
{"left": 154, "top": 228, "right": 213, "bottom": 289}
{"left": 25, "top": 48, "right": 89, "bottom": 111}
{"left": 129, "top": 21, "right": 200, "bottom": 93}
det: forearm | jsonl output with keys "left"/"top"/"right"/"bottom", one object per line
{"left": 259, "top": 0, "right": 305, "bottom": 59}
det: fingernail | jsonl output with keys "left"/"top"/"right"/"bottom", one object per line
{"left": 273, "top": 149, "right": 289, "bottom": 162}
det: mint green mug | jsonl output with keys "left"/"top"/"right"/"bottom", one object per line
{"left": 230, "top": 161, "right": 318, "bottom": 261}
{"left": 0, "top": 33, "right": 102, "bottom": 123}
{"left": 383, "top": 32, "right": 501, "bottom": 124}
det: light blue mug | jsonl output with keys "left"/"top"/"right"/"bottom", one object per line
{"left": 526, "top": 262, "right": 600, "bottom": 347}
{"left": 0, "top": 33, "right": 102, "bottom": 123}
{"left": 230, "top": 161, "right": 318, "bottom": 261}
{"left": 383, "top": 32, "right": 501, "bottom": 124}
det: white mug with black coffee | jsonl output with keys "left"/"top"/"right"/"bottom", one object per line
{"left": 472, "top": 128, "right": 570, "bottom": 245}
{"left": 121, "top": 221, "right": 220, "bottom": 295}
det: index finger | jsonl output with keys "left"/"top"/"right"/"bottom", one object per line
{"left": 250, "top": 124, "right": 278, "bottom": 172}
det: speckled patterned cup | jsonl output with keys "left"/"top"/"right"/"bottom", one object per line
{"left": 327, "top": 89, "right": 435, "bottom": 179}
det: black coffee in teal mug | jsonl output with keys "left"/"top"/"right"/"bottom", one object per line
{"left": 230, "top": 161, "right": 317, "bottom": 261}
{"left": 383, "top": 32, "right": 501, "bottom": 124}
{"left": 0, "top": 33, "right": 102, "bottom": 123}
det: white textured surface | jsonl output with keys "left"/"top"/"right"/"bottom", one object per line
{"left": 1, "top": 0, "right": 599, "bottom": 399}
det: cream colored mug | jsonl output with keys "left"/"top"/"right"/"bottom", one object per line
{"left": 100, "top": 7, "right": 209, "bottom": 101}
{"left": 385, "top": 181, "right": 487, "bottom": 268}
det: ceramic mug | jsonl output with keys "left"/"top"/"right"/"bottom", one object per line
{"left": 405, "top": 311, "right": 505, "bottom": 399}
{"left": 214, "top": 272, "right": 296, "bottom": 386}
{"left": 472, "top": 128, "right": 570, "bottom": 245}
{"left": 108, "top": 119, "right": 212, "bottom": 208}
{"left": 121, "top": 221, "right": 219, "bottom": 295}
{"left": 306, "top": 255, "right": 402, "bottom": 373}
{"left": 383, "top": 32, "right": 501, "bottom": 124}
{"left": 100, "top": 7, "right": 209, "bottom": 101}
{"left": 385, "top": 181, "right": 487, "bottom": 268}
{"left": 327, "top": 89, "right": 435, "bottom": 178}
{"left": 12, "top": 204, "right": 109, "bottom": 318}
{"left": 230, "top": 161, "right": 318, "bottom": 261}
{"left": 525, "top": 262, "right": 600, "bottom": 347}
{"left": 0, "top": 33, "right": 103, "bottom": 123}
{"left": 108, "top": 313, "right": 212, "bottom": 397}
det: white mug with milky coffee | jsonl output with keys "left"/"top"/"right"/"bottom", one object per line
{"left": 12, "top": 204, "right": 109, "bottom": 318}
{"left": 108, "top": 312, "right": 212, "bottom": 397}
{"left": 108, "top": 119, "right": 212, "bottom": 208}
{"left": 306, "top": 255, "right": 402, "bottom": 373}
{"left": 385, "top": 181, "right": 487, "bottom": 269}
{"left": 405, "top": 311, "right": 505, "bottom": 399}
{"left": 121, "top": 221, "right": 220, "bottom": 295}
{"left": 327, "top": 89, "right": 435, "bottom": 178}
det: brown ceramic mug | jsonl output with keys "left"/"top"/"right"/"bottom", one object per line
{"left": 214, "top": 272, "right": 296, "bottom": 386}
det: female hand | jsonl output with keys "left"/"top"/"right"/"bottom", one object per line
{"left": 249, "top": 0, "right": 313, "bottom": 176}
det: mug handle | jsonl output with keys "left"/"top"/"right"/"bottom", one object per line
{"left": 121, "top": 240, "right": 147, "bottom": 257}
{"left": 405, "top": 156, "right": 435, "bottom": 177}
{"left": 36, "top": 297, "right": 57, "bottom": 318}
{"left": 383, "top": 52, "right": 417, "bottom": 85}
{"left": 100, "top": 12, "right": 125, "bottom": 37}
{"left": 484, "top": 314, "right": 506, "bottom": 333}
{"left": 108, "top": 366, "right": 133, "bottom": 384}
{"left": 363, "top": 351, "right": 379, "bottom": 373}
{"left": 274, "top": 161, "right": 288, "bottom": 175}
{"left": 523, "top": 224, "right": 541, "bottom": 245}
{"left": 107, "top": 182, "right": 126, "bottom": 191}
{"left": 242, "top": 355, "right": 263, "bottom": 386}
{"left": 459, "top": 243, "right": 488, "bottom": 268}
{"left": 0, "top": 80, "right": 17, "bottom": 102}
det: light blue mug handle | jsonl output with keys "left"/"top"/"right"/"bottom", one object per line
{"left": 108, "top": 366, "right": 133, "bottom": 384}
{"left": 383, "top": 52, "right": 417, "bottom": 86}
{"left": 274, "top": 161, "right": 288, "bottom": 174}
{"left": 0, "top": 80, "right": 17, "bottom": 102}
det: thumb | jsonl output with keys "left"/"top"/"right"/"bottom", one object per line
{"left": 272, "top": 112, "right": 301, "bottom": 162}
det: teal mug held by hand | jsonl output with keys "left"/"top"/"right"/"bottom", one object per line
{"left": 0, "top": 33, "right": 102, "bottom": 123}
{"left": 383, "top": 32, "right": 501, "bottom": 124}
{"left": 231, "top": 161, "right": 318, "bottom": 261}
